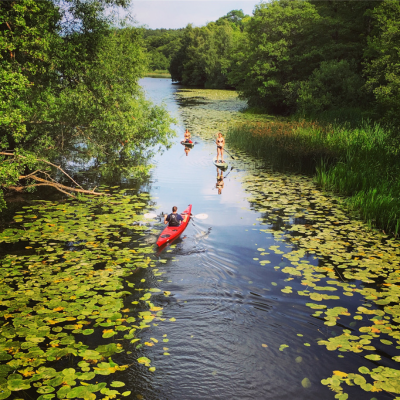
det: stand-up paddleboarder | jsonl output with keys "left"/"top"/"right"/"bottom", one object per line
{"left": 216, "top": 132, "right": 225, "bottom": 163}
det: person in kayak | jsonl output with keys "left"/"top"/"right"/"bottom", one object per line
{"left": 184, "top": 129, "right": 192, "bottom": 143}
{"left": 216, "top": 132, "right": 225, "bottom": 163}
{"left": 164, "top": 206, "right": 184, "bottom": 226}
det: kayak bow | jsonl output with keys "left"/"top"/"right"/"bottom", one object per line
{"left": 156, "top": 204, "right": 192, "bottom": 247}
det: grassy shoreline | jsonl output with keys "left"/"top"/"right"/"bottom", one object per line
{"left": 145, "top": 70, "right": 171, "bottom": 78}
{"left": 227, "top": 118, "right": 400, "bottom": 236}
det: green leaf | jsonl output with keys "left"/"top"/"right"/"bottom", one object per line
{"left": 7, "top": 379, "right": 31, "bottom": 391}
{"left": 301, "top": 378, "right": 311, "bottom": 389}
{"left": 110, "top": 381, "right": 125, "bottom": 388}
{"left": 137, "top": 357, "right": 151, "bottom": 367}
{"left": 0, "top": 388, "right": 11, "bottom": 399}
{"left": 364, "top": 354, "right": 381, "bottom": 361}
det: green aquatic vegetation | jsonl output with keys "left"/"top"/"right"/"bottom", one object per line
{"left": 238, "top": 168, "right": 400, "bottom": 398}
{"left": 0, "top": 191, "right": 165, "bottom": 398}
{"left": 228, "top": 119, "right": 400, "bottom": 235}
{"left": 175, "top": 88, "right": 271, "bottom": 139}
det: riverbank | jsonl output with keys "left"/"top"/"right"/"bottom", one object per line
{"left": 227, "top": 119, "right": 400, "bottom": 236}
{"left": 145, "top": 70, "right": 171, "bottom": 78}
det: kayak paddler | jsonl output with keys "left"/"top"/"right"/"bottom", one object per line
{"left": 216, "top": 132, "right": 225, "bottom": 163}
{"left": 164, "top": 206, "right": 183, "bottom": 226}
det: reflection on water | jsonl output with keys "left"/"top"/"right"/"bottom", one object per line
{"left": 216, "top": 168, "right": 224, "bottom": 195}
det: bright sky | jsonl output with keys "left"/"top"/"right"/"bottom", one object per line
{"left": 128, "top": 1, "right": 263, "bottom": 29}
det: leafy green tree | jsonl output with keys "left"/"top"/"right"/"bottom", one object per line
{"left": 310, "top": 0, "right": 378, "bottom": 67}
{"left": 296, "top": 60, "right": 366, "bottom": 115}
{"left": 143, "top": 28, "right": 184, "bottom": 71}
{"left": 364, "top": 0, "right": 400, "bottom": 124}
{"left": 0, "top": 0, "right": 174, "bottom": 209}
{"left": 170, "top": 20, "right": 240, "bottom": 88}
{"left": 229, "top": 0, "right": 322, "bottom": 113}
{"left": 169, "top": 25, "right": 193, "bottom": 83}
{"left": 216, "top": 9, "right": 248, "bottom": 31}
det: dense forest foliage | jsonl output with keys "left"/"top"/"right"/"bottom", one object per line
{"left": 0, "top": 0, "right": 173, "bottom": 209}
{"left": 164, "top": 1, "right": 400, "bottom": 124}
{"left": 142, "top": 28, "right": 183, "bottom": 72}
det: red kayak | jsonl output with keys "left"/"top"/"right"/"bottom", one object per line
{"left": 156, "top": 205, "right": 192, "bottom": 247}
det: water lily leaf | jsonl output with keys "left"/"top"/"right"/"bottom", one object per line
{"left": 37, "top": 386, "right": 55, "bottom": 394}
{"left": 66, "top": 386, "right": 96, "bottom": 399}
{"left": 301, "top": 378, "right": 311, "bottom": 389}
{"left": 7, "top": 378, "right": 31, "bottom": 391}
{"left": 358, "top": 366, "right": 370, "bottom": 374}
{"left": 137, "top": 357, "right": 151, "bottom": 367}
{"left": 365, "top": 354, "right": 381, "bottom": 361}
{"left": 110, "top": 381, "right": 125, "bottom": 388}
{"left": 102, "top": 330, "right": 116, "bottom": 339}
{"left": 79, "top": 350, "right": 102, "bottom": 360}
{"left": 95, "top": 343, "right": 121, "bottom": 358}
{"left": 0, "top": 388, "right": 11, "bottom": 399}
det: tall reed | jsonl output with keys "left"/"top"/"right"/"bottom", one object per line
{"left": 226, "top": 120, "right": 400, "bottom": 235}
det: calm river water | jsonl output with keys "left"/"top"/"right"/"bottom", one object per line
{"left": 111, "top": 78, "right": 395, "bottom": 400}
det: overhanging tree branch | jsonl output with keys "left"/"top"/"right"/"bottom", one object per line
{"left": 0, "top": 152, "right": 107, "bottom": 198}
{"left": 0, "top": 152, "right": 84, "bottom": 190}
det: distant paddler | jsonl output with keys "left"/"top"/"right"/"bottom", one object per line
{"left": 215, "top": 132, "right": 225, "bottom": 163}
{"left": 184, "top": 129, "right": 192, "bottom": 143}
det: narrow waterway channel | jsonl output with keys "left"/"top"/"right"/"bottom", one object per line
{"left": 113, "top": 78, "right": 399, "bottom": 400}
{"left": 1, "top": 78, "right": 399, "bottom": 400}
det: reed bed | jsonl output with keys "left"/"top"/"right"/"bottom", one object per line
{"left": 227, "top": 120, "right": 400, "bottom": 235}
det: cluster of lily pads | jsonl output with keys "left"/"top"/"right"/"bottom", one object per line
{"left": 175, "top": 88, "right": 270, "bottom": 139}
{"left": 0, "top": 189, "right": 169, "bottom": 399}
{"left": 240, "top": 169, "right": 400, "bottom": 398}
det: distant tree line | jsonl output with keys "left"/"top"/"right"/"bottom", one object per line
{"left": 142, "top": 28, "right": 184, "bottom": 71}
{"left": 144, "top": 1, "right": 400, "bottom": 123}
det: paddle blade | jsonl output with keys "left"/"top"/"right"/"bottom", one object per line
{"left": 143, "top": 213, "right": 158, "bottom": 219}
{"left": 194, "top": 213, "right": 208, "bottom": 220}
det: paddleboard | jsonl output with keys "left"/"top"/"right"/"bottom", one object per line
{"left": 213, "top": 157, "right": 228, "bottom": 170}
{"left": 156, "top": 204, "right": 192, "bottom": 247}
{"left": 181, "top": 140, "right": 194, "bottom": 148}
